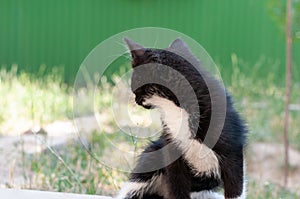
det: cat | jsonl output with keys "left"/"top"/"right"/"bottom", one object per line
{"left": 117, "top": 38, "right": 247, "bottom": 199}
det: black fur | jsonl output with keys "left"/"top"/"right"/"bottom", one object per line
{"left": 119, "top": 39, "right": 247, "bottom": 199}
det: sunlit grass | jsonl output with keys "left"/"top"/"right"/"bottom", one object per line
{"left": 0, "top": 65, "right": 72, "bottom": 136}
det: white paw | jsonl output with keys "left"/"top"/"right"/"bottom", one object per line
{"left": 191, "top": 191, "right": 224, "bottom": 199}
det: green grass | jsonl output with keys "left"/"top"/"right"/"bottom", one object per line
{"left": 1, "top": 56, "right": 300, "bottom": 198}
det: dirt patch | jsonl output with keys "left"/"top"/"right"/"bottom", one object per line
{"left": 247, "top": 142, "right": 300, "bottom": 195}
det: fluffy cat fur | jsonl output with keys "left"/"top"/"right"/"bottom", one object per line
{"left": 117, "top": 38, "right": 247, "bottom": 199}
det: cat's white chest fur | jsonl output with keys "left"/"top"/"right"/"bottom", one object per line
{"left": 143, "top": 95, "right": 220, "bottom": 177}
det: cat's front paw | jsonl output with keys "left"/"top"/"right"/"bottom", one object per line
{"left": 190, "top": 191, "right": 224, "bottom": 199}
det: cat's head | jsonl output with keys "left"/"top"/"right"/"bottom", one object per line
{"left": 124, "top": 38, "right": 201, "bottom": 110}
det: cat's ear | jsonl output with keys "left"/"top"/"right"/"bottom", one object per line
{"left": 124, "top": 37, "right": 145, "bottom": 58}
{"left": 169, "top": 38, "right": 191, "bottom": 54}
{"left": 168, "top": 38, "right": 200, "bottom": 68}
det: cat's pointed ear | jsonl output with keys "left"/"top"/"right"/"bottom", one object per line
{"left": 169, "top": 38, "right": 192, "bottom": 54}
{"left": 124, "top": 37, "right": 145, "bottom": 58}
{"left": 168, "top": 38, "right": 200, "bottom": 67}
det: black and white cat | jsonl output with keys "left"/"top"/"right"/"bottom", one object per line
{"left": 117, "top": 38, "right": 247, "bottom": 199}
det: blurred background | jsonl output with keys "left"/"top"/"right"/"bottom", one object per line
{"left": 0, "top": 0, "right": 299, "bottom": 198}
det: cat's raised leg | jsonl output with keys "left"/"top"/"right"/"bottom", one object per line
{"left": 164, "top": 157, "right": 191, "bottom": 199}
{"left": 220, "top": 153, "right": 246, "bottom": 199}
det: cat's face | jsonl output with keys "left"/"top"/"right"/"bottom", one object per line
{"left": 124, "top": 38, "right": 198, "bottom": 110}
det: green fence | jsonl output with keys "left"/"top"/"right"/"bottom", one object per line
{"left": 1, "top": 0, "right": 299, "bottom": 83}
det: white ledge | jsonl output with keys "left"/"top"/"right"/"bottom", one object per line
{"left": 0, "top": 188, "right": 113, "bottom": 199}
